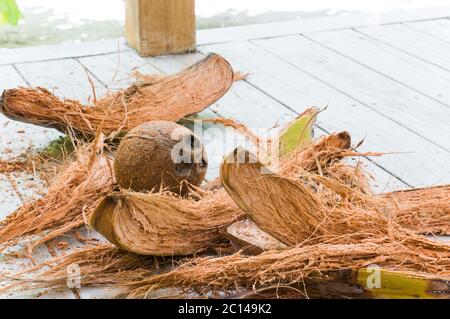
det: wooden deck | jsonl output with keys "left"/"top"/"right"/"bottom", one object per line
{"left": 1, "top": 7, "right": 450, "bottom": 298}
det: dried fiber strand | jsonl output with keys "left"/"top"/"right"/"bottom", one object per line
{"left": 120, "top": 241, "right": 450, "bottom": 298}
{"left": 0, "top": 244, "right": 160, "bottom": 293}
{"left": 0, "top": 138, "right": 114, "bottom": 251}
{"left": 383, "top": 185, "right": 450, "bottom": 235}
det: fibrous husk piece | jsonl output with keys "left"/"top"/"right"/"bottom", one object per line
{"left": 226, "top": 218, "right": 288, "bottom": 255}
{"left": 383, "top": 185, "right": 450, "bottom": 235}
{"left": 0, "top": 54, "right": 234, "bottom": 136}
{"left": 220, "top": 147, "right": 326, "bottom": 245}
{"left": 220, "top": 147, "right": 450, "bottom": 246}
{"left": 89, "top": 189, "right": 243, "bottom": 256}
{"left": 0, "top": 137, "right": 114, "bottom": 251}
{"left": 348, "top": 267, "right": 450, "bottom": 299}
{"left": 119, "top": 241, "right": 450, "bottom": 298}
{"left": 277, "top": 131, "right": 352, "bottom": 178}
{"left": 0, "top": 244, "right": 162, "bottom": 294}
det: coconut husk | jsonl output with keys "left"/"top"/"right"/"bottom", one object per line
{"left": 277, "top": 131, "right": 351, "bottom": 177}
{"left": 6, "top": 233, "right": 449, "bottom": 298}
{"left": 3, "top": 138, "right": 450, "bottom": 298}
{"left": 0, "top": 244, "right": 162, "bottom": 294}
{"left": 90, "top": 188, "right": 242, "bottom": 256}
{"left": 119, "top": 241, "right": 450, "bottom": 298}
{"left": 220, "top": 147, "right": 450, "bottom": 246}
{"left": 0, "top": 54, "right": 234, "bottom": 136}
{"left": 274, "top": 107, "right": 317, "bottom": 158}
{"left": 0, "top": 136, "right": 114, "bottom": 252}
{"left": 383, "top": 185, "right": 450, "bottom": 235}
{"left": 117, "top": 158, "right": 450, "bottom": 298}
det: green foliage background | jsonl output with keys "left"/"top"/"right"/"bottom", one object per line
{"left": 0, "top": 0, "right": 22, "bottom": 26}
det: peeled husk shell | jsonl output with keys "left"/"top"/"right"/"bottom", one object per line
{"left": 0, "top": 54, "right": 234, "bottom": 136}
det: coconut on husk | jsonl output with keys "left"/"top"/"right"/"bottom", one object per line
{"left": 0, "top": 54, "right": 235, "bottom": 136}
{"left": 88, "top": 129, "right": 354, "bottom": 255}
{"left": 382, "top": 185, "right": 450, "bottom": 235}
{"left": 114, "top": 121, "right": 207, "bottom": 195}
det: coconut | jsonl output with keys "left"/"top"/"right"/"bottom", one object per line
{"left": 114, "top": 121, "right": 207, "bottom": 195}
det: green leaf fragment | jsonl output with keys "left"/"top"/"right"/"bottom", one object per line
{"left": 0, "top": 0, "right": 22, "bottom": 26}
{"left": 278, "top": 108, "right": 318, "bottom": 157}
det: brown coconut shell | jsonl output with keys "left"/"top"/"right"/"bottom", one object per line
{"left": 0, "top": 54, "right": 234, "bottom": 136}
{"left": 114, "top": 121, "right": 207, "bottom": 195}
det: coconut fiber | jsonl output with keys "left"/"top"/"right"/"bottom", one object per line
{"left": 0, "top": 54, "right": 235, "bottom": 136}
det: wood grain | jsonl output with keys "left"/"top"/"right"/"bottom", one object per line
{"left": 125, "top": 0, "right": 196, "bottom": 56}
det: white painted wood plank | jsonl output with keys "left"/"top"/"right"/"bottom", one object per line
{"left": 197, "top": 6, "right": 450, "bottom": 45}
{"left": 147, "top": 53, "right": 407, "bottom": 192}
{"left": 0, "top": 38, "right": 129, "bottom": 66}
{"left": 200, "top": 40, "right": 450, "bottom": 188}
{"left": 405, "top": 18, "right": 450, "bottom": 43}
{"left": 0, "top": 65, "right": 24, "bottom": 89}
{"left": 305, "top": 29, "right": 450, "bottom": 107}
{"left": 78, "top": 51, "right": 160, "bottom": 89}
{"left": 357, "top": 24, "right": 450, "bottom": 72}
{"left": 146, "top": 53, "right": 207, "bottom": 74}
{"left": 15, "top": 58, "right": 106, "bottom": 104}
{"left": 252, "top": 35, "right": 450, "bottom": 152}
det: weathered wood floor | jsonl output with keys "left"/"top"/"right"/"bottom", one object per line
{"left": 0, "top": 7, "right": 449, "bottom": 298}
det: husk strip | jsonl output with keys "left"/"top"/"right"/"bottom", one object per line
{"left": 120, "top": 241, "right": 450, "bottom": 298}
{"left": 383, "top": 185, "right": 450, "bottom": 235}
{"left": 90, "top": 189, "right": 242, "bottom": 256}
{"left": 0, "top": 54, "right": 234, "bottom": 136}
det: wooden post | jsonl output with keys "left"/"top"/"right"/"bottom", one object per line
{"left": 125, "top": 0, "right": 196, "bottom": 56}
